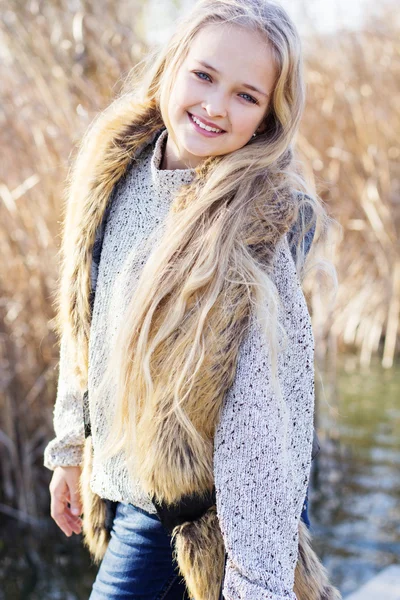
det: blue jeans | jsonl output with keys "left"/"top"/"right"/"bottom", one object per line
{"left": 89, "top": 496, "right": 311, "bottom": 599}
{"left": 89, "top": 502, "right": 190, "bottom": 600}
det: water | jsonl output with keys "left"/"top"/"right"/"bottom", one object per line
{"left": 0, "top": 520, "right": 96, "bottom": 600}
{"left": 310, "top": 359, "right": 400, "bottom": 597}
{"left": 1, "top": 360, "right": 399, "bottom": 599}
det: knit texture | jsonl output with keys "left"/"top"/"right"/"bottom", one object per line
{"left": 44, "top": 129, "right": 315, "bottom": 599}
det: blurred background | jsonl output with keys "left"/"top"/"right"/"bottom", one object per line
{"left": 0, "top": 0, "right": 399, "bottom": 598}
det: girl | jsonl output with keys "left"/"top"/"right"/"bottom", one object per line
{"left": 44, "top": 1, "right": 340, "bottom": 599}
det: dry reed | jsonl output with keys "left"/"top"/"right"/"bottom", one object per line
{"left": 299, "top": 3, "right": 400, "bottom": 371}
{"left": 0, "top": 0, "right": 146, "bottom": 517}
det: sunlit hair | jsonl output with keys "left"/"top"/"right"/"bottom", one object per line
{"left": 92, "top": 0, "right": 337, "bottom": 475}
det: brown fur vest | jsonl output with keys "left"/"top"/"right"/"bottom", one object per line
{"left": 57, "top": 97, "right": 341, "bottom": 600}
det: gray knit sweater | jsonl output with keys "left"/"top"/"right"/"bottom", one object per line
{"left": 44, "top": 129, "right": 315, "bottom": 600}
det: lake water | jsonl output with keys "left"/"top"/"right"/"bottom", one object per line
{"left": 310, "top": 358, "right": 400, "bottom": 597}
{"left": 1, "top": 360, "right": 399, "bottom": 599}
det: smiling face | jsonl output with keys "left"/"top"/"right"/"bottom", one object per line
{"left": 161, "top": 22, "right": 278, "bottom": 170}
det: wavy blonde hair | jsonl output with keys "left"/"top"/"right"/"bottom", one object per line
{"left": 92, "top": 0, "right": 336, "bottom": 473}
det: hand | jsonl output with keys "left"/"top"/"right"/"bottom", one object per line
{"left": 50, "top": 465, "right": 83, "bottom": 537}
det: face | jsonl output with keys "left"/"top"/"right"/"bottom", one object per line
{"left": 162, "top": 22, "right": 278, "bottom": 170}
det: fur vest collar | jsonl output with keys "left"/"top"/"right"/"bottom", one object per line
{"left": 58, "top": 99, "right": 341, "bottom": 600}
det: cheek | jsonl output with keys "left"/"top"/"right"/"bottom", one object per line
{"left": 230, "top": 105, "right": 261, "bottom": 137}
{"left": 169, "top": 76, "right": 200, "bottom": 116}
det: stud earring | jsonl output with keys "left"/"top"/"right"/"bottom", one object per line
{"left": 252, "top": 132, "right": 257, "bottom": 138}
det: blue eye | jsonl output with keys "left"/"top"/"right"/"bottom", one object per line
{"left": 193, "top": 71, "right": 258, "bottom": 104}
{"left": 194, "top": 71, "right": 212, "bottom": 82}
{"left": 240, "top": 93, "right": 258, "bottom": 105}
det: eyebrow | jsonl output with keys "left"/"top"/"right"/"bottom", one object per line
{"left": 195, "top": 60, "right": 270, "bottom": 97}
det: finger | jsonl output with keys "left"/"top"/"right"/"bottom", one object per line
{"left": 50, "top": 491, "right": 65, "bottom": 521}
{"left": 55, "top": 509, "right": 82, "bottom": 537}
{"left": 69, "top": 523, "right": 82, "bottom": 535}
{"left": 68, "top": 504, "right": 83, "bottom": 517}
{"left": 51, "top": 491, "right": 73, "bottom": 536}
{"left": 65, "top": 504, "right": 82, "bottom": 520}
{"left": 54, "top": 512, "right": 73, "bottom": 537}
{"left": 68, "top": 483, "right": 83, "bottom": 516}
{"left": 64, "top": 513, "right": 83, "bottom": 535}
{"left": 65, "top": 508, "right": 83, "bottom": 529}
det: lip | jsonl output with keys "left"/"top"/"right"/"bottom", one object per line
{"left": 187, "top": 112, "right": 226, "bottom": 137}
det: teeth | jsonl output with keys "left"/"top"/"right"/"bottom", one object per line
{"left": 191, "top": 114, "right": 222, "bottom": 133}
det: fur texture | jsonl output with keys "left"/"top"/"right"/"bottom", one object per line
{"left": 294, "top": 521, "right": 342, "bottom": 600}
{"left": 172, "top": 506, "right": 226, "bottom": 600}
{"left": 171, "top": 513, "right": 342, "bottom": 600}
{"left": 59, "top": 98, "right": 341, "bottom": 598}
{"left": 56, "top": 99, "right": 164, "bottom": 392}
{"left": 80, "top": 436, "right": 110, "bottom": 564}
{"left": 80, "top": 446, "right": 342, "bottom": 600}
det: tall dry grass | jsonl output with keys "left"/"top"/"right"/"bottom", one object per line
{"left": 299, "top": 3, "right": 400, "bottom": 371}
{"left": 0, "top": 0, "right": 398, "bottom": 516}
{"left": 0, "top": 0, "right": 146, "bottom": 517}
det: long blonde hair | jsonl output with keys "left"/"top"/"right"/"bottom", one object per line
{"left": 89, "top": 0, "right": 335, "bottom": 475}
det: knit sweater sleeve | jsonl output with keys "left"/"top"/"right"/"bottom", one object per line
{"left": 213, "top": 235, "right": 315, "bottom": 600}
{"left": 43, "top": 333, "right": 85, "bottom": 470}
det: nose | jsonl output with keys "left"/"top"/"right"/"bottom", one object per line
{"left": 202, "top": 92, "right": 228, "bottom": 119}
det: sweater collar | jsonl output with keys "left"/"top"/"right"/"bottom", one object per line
{"left": 150, "top": 129, "right": 195, "bottom": 194}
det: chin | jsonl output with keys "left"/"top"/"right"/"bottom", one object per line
{"left": 180, "top": 134, "right": 225, "bottom": 158}
{"left": 184, "top": 145, "right": 213, "bottom": 159}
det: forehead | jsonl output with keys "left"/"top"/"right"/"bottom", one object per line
{"left": 185, "top": 22, "right": 277, "bottom": 89}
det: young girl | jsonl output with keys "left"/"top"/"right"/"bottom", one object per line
{"left": 44, "top": 1, "right": 340, "bottom": 599}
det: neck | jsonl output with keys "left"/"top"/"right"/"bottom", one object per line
{"left": 160, "top": 132, "right": 205, "bottom": 171}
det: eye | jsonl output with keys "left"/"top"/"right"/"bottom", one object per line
{"left": 239, "top": 93, "right": 258, "bottom": 105}
{"left": 194, "top": 71, "right": 212, "bottom": 82}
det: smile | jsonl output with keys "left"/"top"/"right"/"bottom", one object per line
{"left": 187, "top": 112, "right": 226, "bottom": 136}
